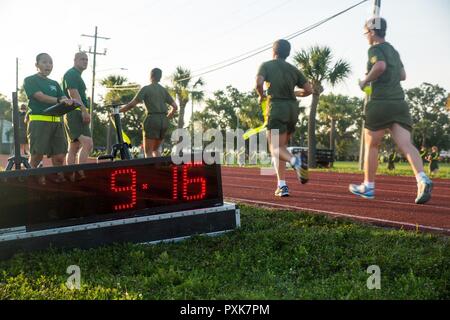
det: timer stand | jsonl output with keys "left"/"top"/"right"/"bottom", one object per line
{"left": 98, "top": 104, "right": 132, "bottom": 161}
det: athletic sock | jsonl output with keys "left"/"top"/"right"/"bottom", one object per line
{"left": 290, "top": 157, "right": 297, "bottom": 167}
{"left": 364, "top": 182, "right": 375, "bottom": 189}
{"left": 416, "top": 172, "right": 428, "bottom": 184}
{"left": 278, "top": 180, "right": 287, "bottom": 188}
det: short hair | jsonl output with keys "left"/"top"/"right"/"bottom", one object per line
{"left": 366, "top": 17, "right": 387, "bottom": 38}
{"left": 36, "top": 53, "right": 51, "bottom": 63}
{"left": 151, "top": 68, "right": 162, "bottom": 82}
{"left": 273, "top": 39, "right": 291, "bottom": 59}
{"left": 74, "top": 52, "right": 88, "bottom": 60}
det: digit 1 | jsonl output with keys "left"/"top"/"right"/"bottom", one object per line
{"left": 182, "top": 163, "right": 206, "bottom": 201}
{"left": 172, "top": 166, "right": 178, "bottom": 200}
{"left": 111, "top": 168, "right": 137, "bottom": 211}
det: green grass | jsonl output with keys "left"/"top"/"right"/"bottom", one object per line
{"left": 0, "top": 205, "right": 449, "bottom": 300}
{"left": 317, "top": 161, "right": 450, "bottom": 179}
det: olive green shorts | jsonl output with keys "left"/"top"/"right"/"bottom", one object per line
{"left": 365, "top": 99, "right": 413, "bottom": 132}
{"left": 19, "top": 128, "right": 28, "bottom": 144}
{"left": 28, "top": 120, "right": 68, "bottom": 157}
{"left": 143, "top": 114, "right": 168, "bottom": 140}
{"left": 65, "top": 110, "right": 91, "bottom": 141}
{"left": 267, "top": 100, "right": 300, "bottom": 134}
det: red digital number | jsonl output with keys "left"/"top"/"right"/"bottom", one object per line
{"left": 172, "top": 163, "right": 207, "bottom": 201}
{"left": 111, "top": 169, "right": 137, "bottom": 211}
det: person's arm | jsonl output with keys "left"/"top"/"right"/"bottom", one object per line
{"left": 167, "top": 101, "right": 178, "bottom": 119}
{"left": 359, "top": 61, "right": 387, "bottom": 89}
{"left": 33, "top": 91, "right": 71, "bottom": 105}
{"left": 400, "top": 68, "right": 406, "bottom": 81}
{"left": 255, "top": 75, "right": 266, "bottom": 103}
{"left": 67, "top": 88, "right": 90, "bottom": 123}
{"left": 295, "top": 82, "right": 313, "bottom": 97}
{"left": 119, "top": 97, "right": 140, "bottom": 113}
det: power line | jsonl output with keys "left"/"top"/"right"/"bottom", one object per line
{"left": 180, "top": 0, "right": 369, "bottom": 83}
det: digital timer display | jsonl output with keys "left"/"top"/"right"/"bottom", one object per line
{"left": 0, "top": 158, "right": 223, "bottom": 231}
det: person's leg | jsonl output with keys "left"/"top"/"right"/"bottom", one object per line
{"left": 77, "top": 135, "right": 94, "bottom": 164}
{"left": 267, "top": 130, "right": 291, "bottom": 184}
{"left": 151, "top": 139, "right": 163, "bottom": 157}
{"left": 364, "top": 128, "right": 385, "bottom": 184}
{"left": 389, "top": 124, "right": 424, "bottom": 176}
{"left": 30, "top": 154, "right": 44, "bottom": 168}
{"left": 390, "top": 123, "right": 432, "bottom": 204}
{"left": 66, "top": 141, "right": 81, "bottom": 165}
{"left": 349, "top": 128, "right": 384, "bottom": 199}
{"left": 144, "top": 138, "right": 159, "bottom": 158}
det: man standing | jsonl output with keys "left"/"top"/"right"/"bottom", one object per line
{"left": 255, "top": 39, "right": 313, "bottom": 197}
{"left": 62, "top": 52, "right": 93, "bottom": 179}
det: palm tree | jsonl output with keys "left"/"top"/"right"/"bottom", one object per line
{"left": 293, "top": 46, "right": 351, "bottom": 168}
{"left": 318, "top": 94, "right": 347, "bottom": 151}
{"left": 169, "top": 66, "right": 204, "bottom": 129}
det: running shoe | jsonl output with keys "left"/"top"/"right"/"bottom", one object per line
{"left": 349, "top": 183, "right": 375, "bottom": 200}
{"left": 275, "top": 185, "right": 290, "bottom": 197}
{"left": 415, "top": 177, "right": 433, "bottom": 205}
{"left": 291, "top": 154, "right": 309, "bottom": 184}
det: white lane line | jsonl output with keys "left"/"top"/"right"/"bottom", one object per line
{"left": 226, "top": 197, "right": 450, "bottom": 234}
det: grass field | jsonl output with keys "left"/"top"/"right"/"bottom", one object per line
{"left": 1, "top": 205, "right": 448, "bottom": 300}
{"left": 316, "top": 161, "right": 450, "bottom": 179}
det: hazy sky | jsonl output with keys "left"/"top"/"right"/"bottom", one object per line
{"left": 1, "top": 0, "right": 449, "bottom": 117}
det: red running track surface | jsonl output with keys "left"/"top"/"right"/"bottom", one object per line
{"left": 221, "top": 167, "right": 450, "bottom": 235}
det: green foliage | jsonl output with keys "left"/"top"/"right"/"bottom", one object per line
{"left": 406, "top": 83, "right": 449, "bottom": 150}
{"left": 193, "top": 86, "right": 260, "bottom": 132}
{"left": 293, "top": 46, "right": 351, "bottom": 167}
{"left": 0, "top": 205, "right": 449, "bottom": 300}
{"left": 316, "top": 94, "right": 363, "bottom": 160}
{"left": 0, "top": 94, "right": 12, "bottom": 121}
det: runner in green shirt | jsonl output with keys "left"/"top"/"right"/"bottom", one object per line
{"left": 62, "top": 52, "right": 92, "bottom": 180}
{"left": 23, "top": 53, "right": 75, "bottom": 177}
{"left": 120, "top": 68, "right": 178, "bottom": 157}
{"left": 349, "top": 18, "right": 433, "bottom": 204}
{"left": 427, "top": 146, "right": 440, "bottom": 177}
{"left": 256, "top": 39, "right": 313, "bottom": 197}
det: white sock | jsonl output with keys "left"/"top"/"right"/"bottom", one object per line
{"left": 364, "top": 182, "right": 375, "bottom": 189}
{"left": 416, "top": 172, "right": 428, "bottom": 183}
{"left": 290, "top": 157, "right": 297, "bottom": 166}
{"left": 278, "top": 180, "right": 287, "bottom": 188}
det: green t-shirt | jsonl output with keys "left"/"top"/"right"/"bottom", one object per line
{"left": 23, "top": 74, "right": 64, "bottom": 115}
{"left": 135, "top": 83, "right": 175, "bottom": 114}
{"left": 257, "top": 59, "right": 307, "bottom": 101}
{"left": 367, "top": 42, "right": 405, "bottom": 100}
{"left": 62, "top": 67, "right": 88, "bottom": 107}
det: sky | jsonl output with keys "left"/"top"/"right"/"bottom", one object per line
{"left": 0, "top": 0, "right": 449, "bottom": 120}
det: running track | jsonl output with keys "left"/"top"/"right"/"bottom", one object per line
{"left": 221, "top": 167, "right": 450, "bottom": 235}
{"left": 2, "top": 155, "right": 449, "bottom": 235}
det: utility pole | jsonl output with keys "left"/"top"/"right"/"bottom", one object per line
{"left": 359, "top": 0, "right": 381, "bottom": 170}
{"left": 81, "top": 26, "right": 110, "bottom": 137}
{"left": 15, "top": 58, "right": 19, "bottom": 92}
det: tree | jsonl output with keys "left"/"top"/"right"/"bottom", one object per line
{"left": 169, "top": 67, "right": 204, "bottom": 129}
{"left": 0, "top": 94, "right": 12, "bottom": 121}
{"left": 293, "top": 46, "right": 351, "bottom": 167}
{"left": 100, "top": 75, "right": 142, "bottom": 147}
{"left": 192, "top": 86, "right": 260, "bottom": 132}
{"left": 406, "top": 83, "right": 450, "bottom": 150}
{"left": 317, "top": 94, "right": 362, "bottom": 160}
